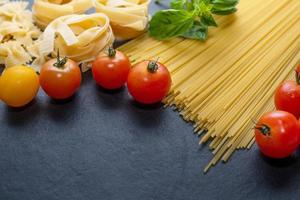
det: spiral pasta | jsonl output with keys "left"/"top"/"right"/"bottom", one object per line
{"left": 94, "top": 0, "right": 150, "bottom": 40}
{"left": 33, "top": 0, "right": 93, "bottom": 29}
{"left": 0, "top": 2, "right": 44, "bottom": 71}
{"left": 40, "top": 13, "right": 114, "bottom": 69}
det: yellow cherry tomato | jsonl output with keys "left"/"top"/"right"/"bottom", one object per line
{"left": 0, "top": 66, "right": 39, "bottom": 107}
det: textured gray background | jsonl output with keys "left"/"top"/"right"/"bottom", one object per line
{"left": 0, "top": 1, "right": 300, "bottom": 200}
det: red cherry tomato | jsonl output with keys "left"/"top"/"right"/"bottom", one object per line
{"left": 40, "top": 53, "right": 82, "bottom": 100}
{"left": 127, "top": 60, "right": 172, "bottom": 104}
{"left": 92, "top": 47, "right": 131, "bottom": 89}
{"left": 275, "top": 79, "right": 300, "bottom": 119}
{"left": 255, "top": 111, "right": 299, "bottom": 159}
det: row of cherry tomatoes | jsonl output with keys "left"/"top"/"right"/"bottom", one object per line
{"left": 255, "top": 65, "right": 300, "bottom": 159}
{"left": 0, "top": 48, "right": 172, "bottom": 107}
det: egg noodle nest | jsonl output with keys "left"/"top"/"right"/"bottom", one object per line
{"left": 0, "top": 0, "right": 149, "bottom": 72}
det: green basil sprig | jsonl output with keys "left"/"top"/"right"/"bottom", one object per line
{"left": 149, "top": 0, "right": 239, "bottom": 41}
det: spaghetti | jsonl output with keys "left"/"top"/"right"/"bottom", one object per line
{"left": 119, "top": 0, "right": 300, "bottom": 172}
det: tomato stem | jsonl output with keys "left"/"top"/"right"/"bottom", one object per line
{"left": 295, "top": 70, "right": 300, "bottom": 85}
{"left": 147, "top": 58, "right": 159, "bottom": 73}
{"left": 53, "top": 49, "right": 67, "bottom": 69}
{"left": 255, "top": 124, "right": 271, "bottom": 136}
{"left": 108, "top": 46, "right": 116, "bottom": 57}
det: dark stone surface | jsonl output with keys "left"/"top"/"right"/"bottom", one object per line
{"left": 1, "top": 1, "right": 300, "bottom": 200}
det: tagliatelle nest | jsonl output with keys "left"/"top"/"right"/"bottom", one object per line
{"left": 0, "top": 1, "right": 44, "bottom": 71}
{"left": 94, "top": 0, "right": 150, "bottom": 40}
{"left": 32, "top": 0, "right": 94, "bottom": 29}
{"left": 39, "top": 13, "right": 114, "bottom": 71}
{"left": 0, "top": 0, "right": 150, "bottom": 72}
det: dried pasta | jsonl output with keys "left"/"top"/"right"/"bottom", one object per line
{"left": 119, "top": 0, "right": 300, "bottom": 172}
{"left": 0, "top": 1, "right": 44, "bottom": 71}
{"left": 94, "top": 0, "right": 150, "bottom": 40}
{"left": 0, "top": 0, "right": 7, "bottom": 6}
{"left": 40, "top": 13, "right": 114, "bottom": 70}
{"left": 33, "top": 0, "right": 93, "bottom": 29}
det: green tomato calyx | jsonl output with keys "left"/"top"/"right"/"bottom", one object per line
{"left": 53, "top": 49, "right": 68, "bottom": 69}
{"left": 147, "top": 58, "right": 160, "bottom": 73}
{"left": 255, "top": 124, "right": 271, "bottom": 136}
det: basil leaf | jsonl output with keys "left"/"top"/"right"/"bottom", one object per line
{"left": 149, "top": 9, "right": 194, "bottom": 40}
{"left": 211, "top": 6, "right": 237, "bottom": 15}
{"left": 201, "top": 13, "right": 218, "bottom": 27}
{"left": 211, "top": 0, "right": 239, "bottom": 15}
{"left": 171, "top": 0, "right": 194, "bottom": 11}
{"left": 195, "top": 1, "right": 213, "bottom": 16}
{"left": 170, "top": 0, "right": 187, "bottom": 9}
{"left": 211, "top": 0, "right": 239, "bottom": 7}
{"left": 181, "top": 22, "right": 208, "bottom": 41}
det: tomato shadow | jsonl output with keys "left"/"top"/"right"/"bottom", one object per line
{"left": 125, "top": 99, "right": 166, "bottom": 130}
{"left": 48, "top": 94, "right": 77, "bottom": 105}
{"left": 260, "top": 151, "right": 298, "bottom": 167}
{"left": 2, "top": 98, "right": 41, "bottom": 127}
{"left": 95, "top": 84, "right": 126, "bottom": 95}
{"left": 251, "top": 148, "right": 300, "bottom": 190}
{"left": 130, "top": 99, "right": 164, "bottom": 110}
{"left": 44, "top": 93, "right": 80, "bottom": 123}
{"left": 94, "top": 84, "right": 127, "bottom": 110}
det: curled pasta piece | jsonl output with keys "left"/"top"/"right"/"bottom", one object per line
{"left": 0, "top": 0, "right": 7, "bottom": 6}
{"left": 40, "top": 13, "right": 114, "bottom": 68}
{"left": 94, "top": 0, "right": 151, "bottom": 40}
{"left": 0, "top": 41, "right": 45, "bottom": 71}
{"left": 0, "top": 2, "right": 44, "bottom": 71}
{"left": 33, "top": 0, "right": 93, "bottom": 29}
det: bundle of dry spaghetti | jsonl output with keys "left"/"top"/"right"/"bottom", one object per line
{"left": 94, "top": 0, "right": 150, "bottom": 40}
{"left": 33, "top": 0, "right": 93, "bottom": 29}
{"left": 120, "top": 0, "right": 300, "bottom": 172}
{"left": 0, "top": 1, "right": 44, "bottom": 71}
{"left": 40, "top": 13, "right": 114, "bottom": 69}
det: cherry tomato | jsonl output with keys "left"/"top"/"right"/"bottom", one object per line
{"left": 92, "top": 47, "right": 131, "bottom": 89}
{"left": 39, "top": 53, "right": 81, "bottom": 100}
{"left": 275, "top": 78, "right": 300, "bottom": 120}
{"left": 255, "top": 111, "right": 299, "bottom": 159}
{"left": 127, "top": 60, "right": 172, "bottom": 104}
{"left": 0, "top": 66, "right": 39, "bottom": 107}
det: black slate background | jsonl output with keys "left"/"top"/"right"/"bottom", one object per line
{"left": 1, "top": 1, "right": 300, "bottom": 200}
